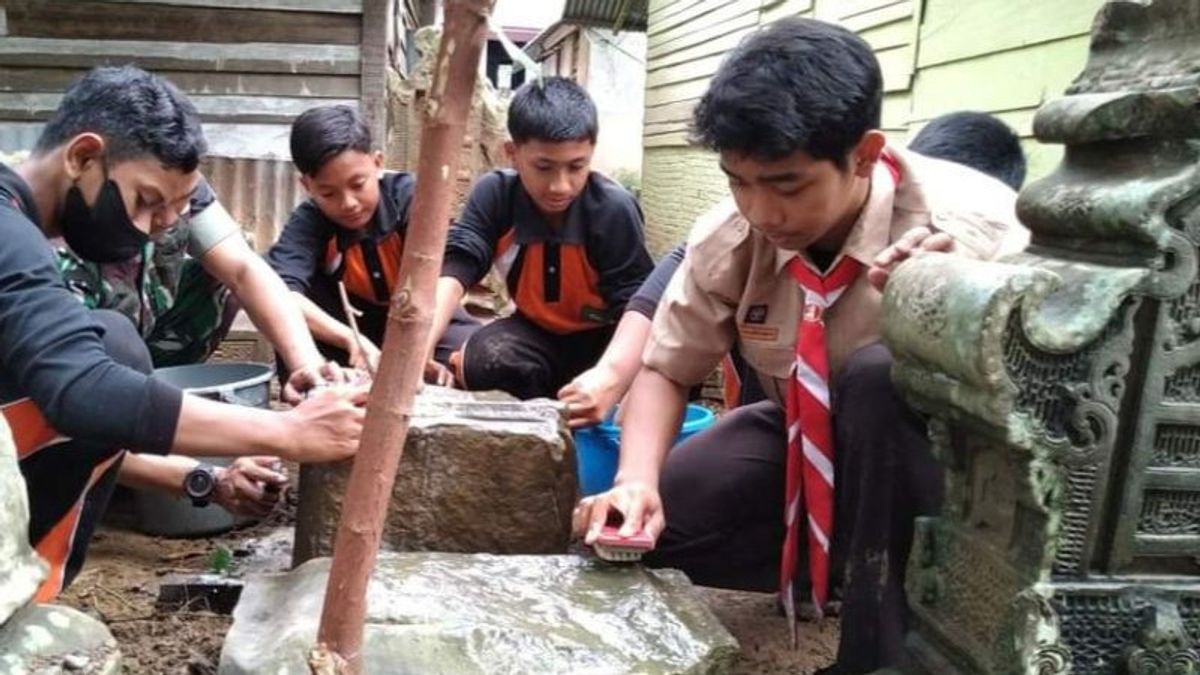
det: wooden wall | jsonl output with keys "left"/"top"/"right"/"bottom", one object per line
{"left": 643, "top": 0, "right": 1104, "bottom": 175}
{"left": 638, "top": 0, "right": 1106, "bottom": 253}
{"left": 0, "top": 0, "right": 378, "bottom": 157}
{"left": 0, "top": 0, "right": 418, "bottom": 247}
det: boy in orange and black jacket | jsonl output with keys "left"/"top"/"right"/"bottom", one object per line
{"left": 269, "top": 105, "right": 478, "bottom": 376}
{"left": 424, "top": 77, "right": 654, "bottom": 400}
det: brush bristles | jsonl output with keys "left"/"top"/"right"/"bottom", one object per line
{"left": 594, "top": 545, "right": 644, "bottom": 563}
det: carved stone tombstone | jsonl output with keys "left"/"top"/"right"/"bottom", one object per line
{"left": 881, "top": 1, "right": 1200, "bottom": 672}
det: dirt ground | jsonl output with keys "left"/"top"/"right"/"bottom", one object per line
{"left": 59, "top": 483, "right": 838, "bottom": 675}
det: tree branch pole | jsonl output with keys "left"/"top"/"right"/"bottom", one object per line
{"left": 312, "top": 1, "right": 495, "bottom": 671}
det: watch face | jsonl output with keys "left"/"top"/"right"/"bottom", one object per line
{"left": 185, "top": 467, "right": 216, "bottom": 500}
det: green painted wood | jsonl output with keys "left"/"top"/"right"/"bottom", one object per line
{"left": 908, "top": 35, "right": 1092, "bottom": 122}
{"left": 759, "top": 0, "right": 814, "bottom": 25}
{"left": 857, "top": 18, "right": 912, "bottom": 51}
{"left": 648, "top": 24, "right": 753, "bottom": 72}
{"left": 643, "top": 130, "right": 692, "bottom": 147}
{"left": 842, "top": 0, "right": 910, "bottom": 32}
{"left": 652, "top": 0, "right": 753, "bottom": 47}
{"left": 645, "top": 76, "right": 712, "bottom": 108}
{"left": 649, "top": 8, "right": 758, "bottom": 62}
{"left": 880, "top": 90, "right": 911, "bottom": 131}
{"left": 646, "top": 52, "right": 726, "bottom": 88}
{"left": 649, "top": 0, "right": 708, "bottom": 23}
{"left": 917, "top": 0, "right": 1104, "bottom": 68}
{"left": 878, "top": 43, "right": 914, "bottom": 92}
{"left": 644, "top": 98, "right": 699, "bottom": 126}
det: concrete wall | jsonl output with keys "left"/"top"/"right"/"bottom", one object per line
{"left": 640, "top": 0, "right": 1106, "bottom": 254}
{"left": 586, "top": 29, "right": 647, "bottom": 181}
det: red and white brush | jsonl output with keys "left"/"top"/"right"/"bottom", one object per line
{"left": 592, "top": 515, "right": 655, "bottom": 563}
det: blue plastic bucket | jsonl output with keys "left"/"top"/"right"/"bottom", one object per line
{"left": 574, "top": 403, "right": 716, "bottom": 497}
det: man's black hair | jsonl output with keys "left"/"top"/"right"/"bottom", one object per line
{"left": 508, "top": 77, "right": 598, "bottom": 145}
{"left": 909, "top": 111, "right": 1027, "bottom": 191}
{"left": 289, "top": 105, "right": 373, "bottom": 177}
{"left": 691, "top": 17, "right": 882, "bottom": 168}
{"left": 34, "top": 65, "right": 205, "bottom": 173}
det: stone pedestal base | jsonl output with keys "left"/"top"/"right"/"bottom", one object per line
{"left": 294, "top": 389, "right": 578, "bottom": 565}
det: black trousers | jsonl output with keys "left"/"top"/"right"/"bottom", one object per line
{"left": 644, "top": 343, "right": 943, "bottom": 673}
{"left": 458, "top": 313, "right": 614, "bottom": 400}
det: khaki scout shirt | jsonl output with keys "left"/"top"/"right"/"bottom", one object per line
{"left": 643, "top": 147, "right": 1030, "bottom": 405}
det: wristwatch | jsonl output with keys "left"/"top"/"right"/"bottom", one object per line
{"left": 184, "top": 463, "right": 218, "bottom": 507}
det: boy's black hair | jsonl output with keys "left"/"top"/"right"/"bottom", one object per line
{"left": 507, "top": 77, "right": 598, "bottom": 145}
{"left": 909, "top": 111, "right": 1027, "bottom": 191}
{"left": 34, "top": 65, "right": 205, "bottom": 173}
{"left": 691, "top": 17, "right": 882, "bottom": 168}
{"left": 290, "top": 104, "right": 373, "bottom": 177}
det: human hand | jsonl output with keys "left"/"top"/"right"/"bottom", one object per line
{"left": 423, "top": 358, "right": 455, "bottom": 388}
{"left": 867, "top": 226, "right": 955, "bottom": 291}
{"left": 572, "top": 480, "right": 664, "bottom": 546}
{"left": 558, "top": 363, "right": 624, "bottom": 429}
{"left": 282, "top": 360, "right": 351, "bottom": 404}
{"left": 282, "top": 384, "right": 369, "bottom": 463}
{"left": 212, "top": 457, "right": 286, "bottom": 517}
{"left": 347, "top": 338, "right": 381, "bottom": 375}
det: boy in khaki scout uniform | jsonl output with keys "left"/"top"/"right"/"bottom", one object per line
{"left": 573, "top": 18, "right": 1029, "bottom": 674}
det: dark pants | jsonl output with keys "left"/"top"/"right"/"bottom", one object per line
{"left": 458, "top": 313, "right": 614, "bottom": 400}
{"left": 644, "top": 343, "right": 943, "bottom": 673}
{"left": 17, "top": 310, "right": 147, "bottom": 593}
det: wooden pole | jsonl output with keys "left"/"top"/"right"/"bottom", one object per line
{"left": 311, "top": 2, "right": 494, "bottom": 671}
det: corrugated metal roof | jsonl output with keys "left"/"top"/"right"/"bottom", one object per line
{"left": 202, "top": 155, "right": 304, "bottom": 252}
{"left": 561, "top": 0, "right": 648, "bottom": 32}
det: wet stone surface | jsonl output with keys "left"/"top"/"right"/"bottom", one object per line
{"left": 220, "top": 552, "right": 739, "bottom": 675}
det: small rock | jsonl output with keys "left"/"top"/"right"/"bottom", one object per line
{"left": 62, "top": 653, "right": 89, "bottom": 670}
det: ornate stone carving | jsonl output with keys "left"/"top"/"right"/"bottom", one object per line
{"left": 880, "top": 1, "right": 1200, "bottom": 672}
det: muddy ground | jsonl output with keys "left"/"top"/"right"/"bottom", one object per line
{"left": 60, "top": 482, "right": 837, "bottom": 674}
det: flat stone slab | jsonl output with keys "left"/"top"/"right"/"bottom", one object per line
{"left": 294, "top": 389, "right": 578, "bottom": 565}
{"left": 219, "top": 553, "right": 739, "bottom": 674}
{"left": 0, "top": 604, "right": 120, "bottom": 675}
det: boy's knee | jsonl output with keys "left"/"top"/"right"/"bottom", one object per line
{"left": 834, "top": 342, "right": 895, "bottom": 401}
{"left": 92, "top": 310, "right": 152, "bottom": 374}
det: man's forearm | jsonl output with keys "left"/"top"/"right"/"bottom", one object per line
{"left": 172, "top": 394, "right": 296, "bottom": 460}
{"left": 292, "top": 291, "right": 355, "bottom": 352}
{"left": 236, "top": 256, "right": 324, "bottom": 370}
{"left": 615, "top": 367, "right": 688, "bottom": 486}
{"left": 119, "top": 452, "right": 197, "bottom": 496}
{"left": 426, "top": 277, "right": 467, "bottom": 360}
{"left": 598, "top": 311, "right": 654, "bottom": 393}
{"left": 202, "top": 237, "right": 324, "bottom": 371}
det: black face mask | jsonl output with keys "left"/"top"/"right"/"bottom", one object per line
{"left": 61, "top": 179, "right": 149, "bottom": 263}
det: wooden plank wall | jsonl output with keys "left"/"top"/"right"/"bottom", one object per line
{"left": 643, "top": 0, "right": 1106, "bottom": 178}
{"left": 0, "top": 0, "right": 369, "bottom": 152}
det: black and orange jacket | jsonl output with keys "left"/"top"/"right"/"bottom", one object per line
{"left": 442, "top": 170, "right": 654, "bottom": 335}
{"left": 0, "top": 163, "right": 181, "bottom": 601}
{"left": 268, "top": 171, "right": 416, "bottom": 306}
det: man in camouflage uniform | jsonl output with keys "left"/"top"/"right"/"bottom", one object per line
{"left": 55, "top": 178, "right": 330, "bottom": 382}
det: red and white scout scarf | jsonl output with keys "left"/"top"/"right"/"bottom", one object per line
{"left": 780, "top": 253, "right": 862, "bottom": 643}
{"left": 779, "top": 151, "right": 901, "bottom": 644}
